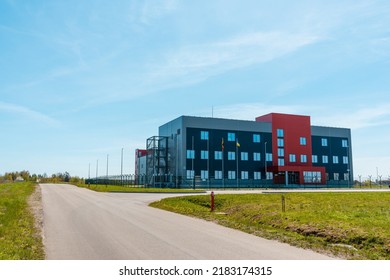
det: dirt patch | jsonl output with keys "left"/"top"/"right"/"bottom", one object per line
{"left": 28, "top": 184, "right": 45, "bottom": 254}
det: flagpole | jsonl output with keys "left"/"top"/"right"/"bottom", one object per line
{"left": 236, "top": 138, "right": 239, "bottom": 188}
{"left": 192, "top": 136, "right": 195, "bottom": 189}
{"left": 207, "top": 134, "right": 210, "bottom": 189}
{"left": 222, "top": 137, "right": 224, "bottom": 188}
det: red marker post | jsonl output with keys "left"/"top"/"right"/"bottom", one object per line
{"left": 210, "top": 191, "right": 215, "bottom": 212}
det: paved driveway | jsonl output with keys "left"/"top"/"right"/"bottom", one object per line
{"left": 41, "top": 184, "right": 334, "bottom": 260}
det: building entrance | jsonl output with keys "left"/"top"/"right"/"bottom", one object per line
{"left": 288, "top": 171, "right": 300, "bottom": 185}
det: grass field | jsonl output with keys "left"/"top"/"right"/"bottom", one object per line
{"left": 150, "top": 192, "right": 390, "bottom": 259}
{"left": 76, "top": 183, "right": 205, "bottom": 193}
{"left": 0, "top": 182, "right": 44, "bottom": 260}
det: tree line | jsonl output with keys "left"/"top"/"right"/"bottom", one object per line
{"left": 0, "top": 170, "right": 84, "bottom": 184}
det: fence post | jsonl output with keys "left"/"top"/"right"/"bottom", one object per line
{"left": 281, "top": 195, "right": 286, "bottom": 212}
{"left": 210, "top": 191, "right": 215, "bottom": 212}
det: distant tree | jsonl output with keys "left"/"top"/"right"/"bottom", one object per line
{"left": 70, "top": 176, "right": 84, "bottom": 184}
{"left": 31, "top": 174, "right": 38, "bottom": 182}
{"left": 64, "top": 172, "right": 71, "bottom": 182}
{"left": 20, "top": 170, "right": 30, "bottom": 181}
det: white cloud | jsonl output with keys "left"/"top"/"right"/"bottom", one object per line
{"left": 313, "top": 103, "right": 390, "bottom": 130}
{"left": 139, "top": 0, "right": 177, "bottom": 24}
{"left": 196, "top": 103, "right": 305, "bottom": 121}
{"left": 147, "top": 31, "right": 321, "bottom": 91}
{"left": 0, "top": 101, "right": 59, "bottom": 126}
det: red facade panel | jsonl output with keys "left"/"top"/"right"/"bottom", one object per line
{"left": 256, "top": 113, "right": 326, "bottom": 185}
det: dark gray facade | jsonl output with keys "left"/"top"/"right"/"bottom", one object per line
{"left": 140, "top": 114, "right": 353, "bottom": 188}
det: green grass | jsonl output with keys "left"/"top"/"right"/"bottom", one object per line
{"left": 76, "top": 183, "right": 205, "bottom": 193}
{"left": 0, "top": 182, "right": 44, "bottom": 260}
{"left": 150, "top": 192, "right": 390, "bottom": 259}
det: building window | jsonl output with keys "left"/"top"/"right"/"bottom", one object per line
{"left": 321, "top": 138, "right": 328, "bottom": 146}
{"left": 228, "top": 151, "right": 235, "bottom": 160}
{"left": 278, "top": 148, "right": 284, "bottom": 157}
{"left": 322, "top": 155, "right": 328, "bottom": 164}
{"left": 334, "top": 173, "right": 339, "bottom": 180}
{"left": 201, "top": 170, "right": 209, "bottom": 180}
{"left": 187, "top": 150, "right": 195, "bottom": 159}
{"left": 289, "top": 154, "right": 296, "bottom": 163}
{"left": 201, "top": 150, "right": 208, "bottom": 160}
{"left": 277, "top": 138, "right": 284, "bottom": 147}
{"left": 301, "top": 154, "right": 307, "bottom": 163}
{"left": 277, "top": 128, "right": 284, "bottom": 137}
{"left": 300, "top": 137, "right": 307, "bottom": 145}
{"left": 215, "top": 170, "right": 222, "bottom": 180}
{"left": 278, "top": 158, "right": 285, "bottom": 166}
{"left": 228, "top": 171, "right": 236, "bottom": 180}
{"left": 312, "top": 155, "right": 318, "bottom": 163}
{"left": 214, "top": 151, "right": 222, "bottom": 160}
{"left": 241, "top": 152, "right": 248, "bottom": 161}
{"left": 266, "top": 172, "right": 273, "bottom": 180}
{"left": 241, "top": 171, "right": 249, "bottom": 180}
{"left": 333, "top": 156, "right": 339, "bottom": 164}
{"left": 254, "top": 172, "right": 261, "bottom": 180}
{"left": 342, "top": 139, "right": 348, "bottom": 147}
{"left": 266, "top": 153, "right": 273, "bottom": 162}
{"left": 303, "top": 171, "right": 322, "bottom": 183}
{"left": 228, "top": 132, "right": 235, "bottom": 141}
{"left": 253, "top": 153, "right": 261, "bottom": 161}
{"left": 344, "top": 173, "right": 349, "bottom": 181}
{"left": 186, "top": 170, "right": 194, "bottom": 179}
{"left": 200, "top": 131, "right": 209, "bottom": 140}
{"left": 343, "top": 156, "right": 349, "bottom": 164}
{"left": 253, "top": 134, "right": 261, "bottom": 143}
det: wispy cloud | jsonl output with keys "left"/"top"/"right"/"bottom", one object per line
{"left": 146, "top": 31, "right": 321, "bottom": 91}
{"left": 0, "top": 101, "right": 59, "bottom": 126}
{"left": 196, "top": 101, "right": 390, "bottom": 131}
{"left": 195, "top": 103, "right": 305, "bottom": 121}
{"left": 138, "top": 0, "right": 178, "bottom": 25}
{"left": 313, "top": 103, "right": 390, "bottom": 130}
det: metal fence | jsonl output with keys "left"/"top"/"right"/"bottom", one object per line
{"left": 85, "top": 174, "right": 359, "bottom": 189}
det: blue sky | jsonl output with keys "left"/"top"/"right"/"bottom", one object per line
{"left": 1, "top": 0, "right": 389, "bottom": 181}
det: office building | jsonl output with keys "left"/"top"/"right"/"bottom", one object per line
{"left": 136, "top": 113, "right": 353, "bottom": 188}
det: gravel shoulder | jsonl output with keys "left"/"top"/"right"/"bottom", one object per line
{"left": 28, "top": 184, "right": 45, "bottom": 258}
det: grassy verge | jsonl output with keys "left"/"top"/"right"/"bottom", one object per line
{"left": 0, "top": 182, "right": 44, "bottom": 260}
{"left": 150, "top": 192, "right": 390, "bottom": 259}
{"left": 76, "top": 183, "right": 205, "bottom": 193}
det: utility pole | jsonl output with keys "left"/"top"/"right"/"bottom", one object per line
{"left": 121, "top": 148, "right": 124, "bottom": 186}
{"left": 265, "top": 142, "right": 267, "bottom": 183}
{"left": 96, "top": 159, "right": 99, "bottom": 186}
{"left": 106, "top": 154, "right": 109, "bottom": 187}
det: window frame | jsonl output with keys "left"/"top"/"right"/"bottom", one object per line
{"left": 186, "top": 170, "right": 194, "bottom": 179}
{"left": 241, "top": 171, "right": 249, "bottom": 180}
{"left": 241, "top": 152, "right": 248, "bottom": 161}
{"left": 186, "top": 150, "right": 195, "bottom": 159}
{"left": 214, "top": 170, "right": 222, "bottom": 180}
{"left": 228, "top": 171, "right": 236, "bottom": 180}
{"left": 200, "top": 131, "right": 209, "bottom": 140}
{"left": 227, "top": 132, "right": 236, "bottom": 142}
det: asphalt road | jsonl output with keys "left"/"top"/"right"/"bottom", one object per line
{"left": 41, "top": 184, "right": 334, "bottom": 260}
